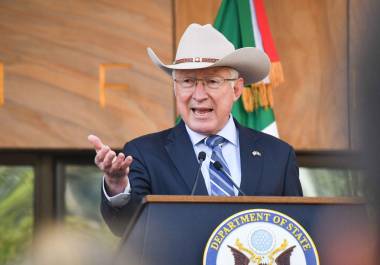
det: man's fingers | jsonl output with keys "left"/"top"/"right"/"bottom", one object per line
{"left": 125, "top": 155, "right": 133, "bottom": 164}
{"left": 91, "top": 139, "right": 133, "bottom": 179}
{"left": 89, "top": 135, "right": 133, "bottom": 181}
{"left": 88, "top": 134, "right": 104, "bottom": 152}
{"left": 103, "top": 150, "right": 116, "bottom": 170}
{"left": 94, "top": 145, "right": 110, "bottom": 164}
{"left": 105, "top": 153, "right": 131, "bottom": 179}
{"left": 108, "top": 155, "right": 132, "bottom": 177}
{"left": 111, "top": 153, "right": 125, "bottom": 169}
{"left": 119, "top": 156, "right": 133, "bottom": 172}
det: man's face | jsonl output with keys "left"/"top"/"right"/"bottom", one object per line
{"left": 174, "top": 67, "right": 244, "bottom": 135}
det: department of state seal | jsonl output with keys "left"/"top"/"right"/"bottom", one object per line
{"left": 203, "top": 209, "right": 319, "bottom": 265}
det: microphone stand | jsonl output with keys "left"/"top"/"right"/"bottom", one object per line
{"left": 190, "top": 151, "right": 206, "bottom": 195}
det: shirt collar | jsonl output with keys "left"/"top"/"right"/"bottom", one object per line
{"left": 185, "top": 115, "right": 238, "bottom": 146}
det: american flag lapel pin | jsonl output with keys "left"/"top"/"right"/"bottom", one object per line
{"left": 252, "top": 150, "right": 261, "bottom": 157}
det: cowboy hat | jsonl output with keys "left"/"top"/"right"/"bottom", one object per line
{"left": 147, "top": 23, "right": 270, "bottom": 84}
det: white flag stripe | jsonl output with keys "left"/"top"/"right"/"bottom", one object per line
{"left": 261, "top": 121, "right": 279, "bottom": 138}
{"left": 249, "top": 0, "right": 263, "bottom": 51}
{"left": 249, "top": 0, "right": 270, "bottom": 84}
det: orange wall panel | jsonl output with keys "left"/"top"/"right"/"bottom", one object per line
{"left": 266, "top": 0, "right": 349, "bottom": 150}
{"left": 0, "top": 0, "right": 174, "bottom": 148}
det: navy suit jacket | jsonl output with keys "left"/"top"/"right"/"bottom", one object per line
{"left": 101, "top": 120, "right": 302, "bottom": 236}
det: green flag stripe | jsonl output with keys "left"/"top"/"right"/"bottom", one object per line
{"left": 214, "top": 0, "right": 256, "bottom": 49}
{"left": 213, "top": 0, "right": 228, "bottom": 28}
{"left": 214, "top": 0, "right": 242, "bottom": 49}
{"left": 214, "top": 0, "right": 277, "bottom": 134}
{"left": 236, "top": 0, "right": 256, "bottom": 47}
{"left": 232, "top": 100, "right": 275, "bottom": 131}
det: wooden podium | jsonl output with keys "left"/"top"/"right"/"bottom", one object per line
{"left": 115, "top": 196, "right": 367, "bottom": 265}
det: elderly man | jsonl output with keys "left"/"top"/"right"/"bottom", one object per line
{"left": 88, "top": 24, "right": 302, "bottom": 236}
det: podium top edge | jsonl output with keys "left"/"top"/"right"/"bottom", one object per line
{"left": 142, "top": 195, "right": 366, "bottom": 205}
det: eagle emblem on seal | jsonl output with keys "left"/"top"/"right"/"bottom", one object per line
{"left": 228, "top": 237, "right": 296, "bottom": 265}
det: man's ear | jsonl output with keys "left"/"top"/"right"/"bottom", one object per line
{"left": 172, "top": 69, "right": 177, "bottom": 96}
{"left": 233, "top": 78, "right": 244, "bottom": 101}
{"left": 173, "top": 83, "right": 177, "bottom": 96}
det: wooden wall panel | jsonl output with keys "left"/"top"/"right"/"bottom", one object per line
{"left": 266, "top": 0, "right": 349, "bottom": 150}
{"left": 348, "top": 0, "right": 376, "bottom": 150}
{"left": 0, "top": 0, "right": 350, "bottom": 150}
{"left": 175, "top": 0, "right": 349, "bottom": 150}
{"left": 174, "top": 0, "right": 222, "bottom": 46}
{"left": 0, "top": 0, "right": 173, "bottom": 148}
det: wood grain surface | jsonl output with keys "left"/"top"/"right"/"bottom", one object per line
{"left": 265, "top": 0, "right": 349, "bottom": 149}
{"left": 0, "top": 0, "right": 351, "bottom": 150}
{"left": 174, "top": 0, "right": 222, "bottom": 46}
{"left": 143, "top": 195, "right": 365, "bottom": 205}
{"left": 0, "top": 0, "right": 174, "bottom": 148}
{"left": 348, "top": 0, "right": 374, "bottom": 150}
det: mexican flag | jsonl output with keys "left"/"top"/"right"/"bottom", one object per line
{"left": 214, "top": 0, "right": 284, "bottom": 137}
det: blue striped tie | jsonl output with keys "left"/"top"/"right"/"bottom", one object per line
{"left": 205, "top": 135, "right": 235, "bottom": 196}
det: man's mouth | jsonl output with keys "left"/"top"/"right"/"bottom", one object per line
{"left": 191, "top": 107, "right": 213, "bottom": 116}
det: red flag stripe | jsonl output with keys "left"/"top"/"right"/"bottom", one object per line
{"left": 253, "top": 0, "right": 280, "bottom": 62}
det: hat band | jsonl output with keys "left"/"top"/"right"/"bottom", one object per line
{"left": 174, "top": 57, "right": 219, "bottom": 64}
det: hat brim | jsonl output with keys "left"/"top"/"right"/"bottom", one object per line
{"left": 147, "top": 47, "right": 270, "bottom": 85}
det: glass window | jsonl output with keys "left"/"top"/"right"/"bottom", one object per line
{"left": 63, "top": 165, "right": 118, "bottom": 244}
{"left": 300, "top": 167, "right": 364, "bottom": 197}
{"left": 0, "top": 166, "right": 34, "bottom": 265}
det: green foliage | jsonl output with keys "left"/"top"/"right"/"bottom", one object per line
{"left": 64, "top": 165, "right": 118, "bottom": 245}
{"left": 65, "top": 166, "right": 102, "bottom": 221}
{"left": 0, "top": 167, "right": 34, "bottom": 265}
{"left": 300, "top": 168, "right": 365, "bottom": 197}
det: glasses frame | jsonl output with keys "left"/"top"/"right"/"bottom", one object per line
{"left": 173, "top": 76, "right": 238, "bottom": 91}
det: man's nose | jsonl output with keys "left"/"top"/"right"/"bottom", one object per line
{"left": 192, "top": 79, "right": 208, "bottom": 99}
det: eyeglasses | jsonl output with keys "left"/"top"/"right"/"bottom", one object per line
{"left": 174, "top": 76, "right": 237, "bottom": 90}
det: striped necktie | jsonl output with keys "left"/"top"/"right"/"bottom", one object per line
{"left": 205, "top": 135, "right": 235, "bottom": 196}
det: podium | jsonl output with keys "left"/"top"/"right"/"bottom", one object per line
{"left": 115, "top": 196, "right": 367, "bottom": 265}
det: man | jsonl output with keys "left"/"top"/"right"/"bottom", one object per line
{"left": 88, "top": 24, "right": 302, "bottom": 236}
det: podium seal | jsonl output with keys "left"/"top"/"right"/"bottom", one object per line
{"left": 203, "top": 209, "right": 319, "bottom": 265}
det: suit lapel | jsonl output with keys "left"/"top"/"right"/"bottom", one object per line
{"left": 164, "top": 121, "right": 208, "bottom": 195}
{"left": 237, "top": 124, "right": 264, "bottom": 196}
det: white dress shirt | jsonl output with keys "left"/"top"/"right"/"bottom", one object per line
{"left": 185, "top": 115, "right": 241, "bottom": 195}
{"left": 103, "top": 115, "right": 242, "bottom": 206}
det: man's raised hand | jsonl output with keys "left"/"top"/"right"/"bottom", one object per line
{"left": 88, "top": 134, "right": 132, "bottom": 196}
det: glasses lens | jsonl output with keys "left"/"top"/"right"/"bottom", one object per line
{"left": 205, "top": 77, "right": 224, "bottom": 89}
{"left": 180, "top": 78, "right": 195, "bottom": 88}
{"left": 176, "top": 77, "right": 227, "bottom": 89}
{"left": 179, "top": 78, "right": 195, "bottom": 88}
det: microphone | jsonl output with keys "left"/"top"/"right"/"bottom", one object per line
{"left": 190, "top": 151, "right": 206, "bottom": 195}
{"left": 212, "top": 161, "right": 246, "bottom": 196}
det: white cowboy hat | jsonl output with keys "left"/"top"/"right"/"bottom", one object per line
{"left": 147, "top": 23, "right": 270, "bottom": 84}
